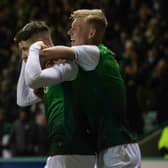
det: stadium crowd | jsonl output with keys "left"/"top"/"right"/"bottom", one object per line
{"left": 0, "top": 0, "right": 167, "bottom": 157}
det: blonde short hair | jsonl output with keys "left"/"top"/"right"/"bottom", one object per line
{"left": 70, "top": 9, "right": 108, "bottom": 30}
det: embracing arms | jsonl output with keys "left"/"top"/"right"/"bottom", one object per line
{"left": 25, "top": 41, "right": 100, "bottom": 90}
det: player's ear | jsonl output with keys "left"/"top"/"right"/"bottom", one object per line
{"left": 88, "top": 27, "right": 96, "bottom": 39}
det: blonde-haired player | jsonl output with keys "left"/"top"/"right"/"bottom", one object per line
{"left": 26, "top": 9, "right": 141, "bottom": 167}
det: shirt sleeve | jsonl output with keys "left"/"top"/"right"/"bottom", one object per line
{"left": 17, "top": 61, "right": 40, "bottom": 107}
{"left": 71, "top": 45, "right": 100, "bottom": 71}
{"left": 25, "top": 42, "right": 78, "bottom": 89}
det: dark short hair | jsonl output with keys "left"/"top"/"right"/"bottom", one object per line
{"left": 14, "top": 21, "right": 50, "bottom": 43}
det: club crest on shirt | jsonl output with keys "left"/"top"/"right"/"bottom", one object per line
{"left": 44, "top": 86, "right": 49, "bottom": 94}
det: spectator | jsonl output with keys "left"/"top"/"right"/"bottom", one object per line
{"left": 9, "top": 109, "right": 36, "bottom": 156}
{"left": 0, "top": 108, "right": 12, "bottom": 157}
{"left": 33, "top": 112, "right": 49, "bottom": 156}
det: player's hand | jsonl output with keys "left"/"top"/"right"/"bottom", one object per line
{"left": 53, "top": 59, "right": 66, "bottom": 64}
{"left": 34, "top": 88, "right": 44, "bottom": 99}
{"left": 35, "top": 41, "right": 48, "bottom": 50}
{"left": 45, "top": 59, "right": 66, "bottom": 68}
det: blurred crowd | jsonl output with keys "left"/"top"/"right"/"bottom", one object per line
{"left": 0, "top": 0, "right": 168, "bottom": 157}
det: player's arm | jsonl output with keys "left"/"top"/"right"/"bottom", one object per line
{"left": 72, "top": 45, "right": 100, "bottom": 71}
{"left": 25, "top": 42, "right": 78, "bottom": 89}
{"left": 17, "top": 61, "right": 41, "bottom": 107}
{"left": 40, "top": 44, "right": 100, "bottom": 71}
{"left": 40, "top": 45, "right": 75, "bottom": 66}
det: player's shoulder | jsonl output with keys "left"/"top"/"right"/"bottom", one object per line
{"left": 71, "top": 45, "right": 99, "bottom": 53}
{"left": 71, "top": 45, "right": 98, "bottom": 49}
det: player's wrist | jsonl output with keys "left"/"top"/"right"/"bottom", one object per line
{"left": 30, "top": 41, "right": 43, "bottom": 51}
